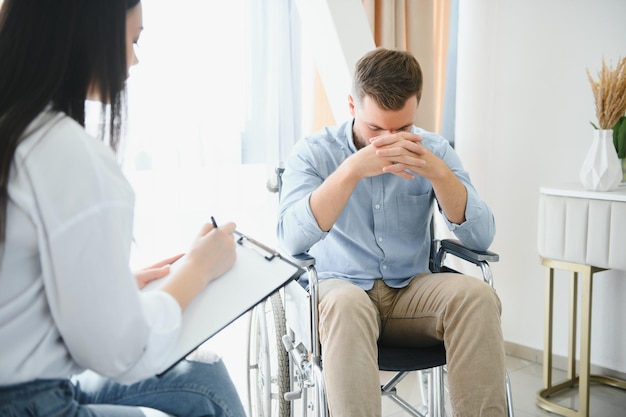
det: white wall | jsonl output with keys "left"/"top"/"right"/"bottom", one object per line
{"left": 456, "top": 0, "right": 626, "bottom": 372}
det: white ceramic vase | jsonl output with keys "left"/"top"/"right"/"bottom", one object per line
{"left": 579, "top": 129, "right": 622, "bottom": 191}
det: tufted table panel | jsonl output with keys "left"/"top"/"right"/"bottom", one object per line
{"left": 538, "top": 184, "right": 626, "bottom": 271}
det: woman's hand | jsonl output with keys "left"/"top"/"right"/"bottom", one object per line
{"left": 133, "top": 253, "right": 185, "bottom": 289}
{"left": 160, "top": 221, "right": 237, "bottom": 310}
{"left": 186, "top": 221, "right": 237, "bottom": 285}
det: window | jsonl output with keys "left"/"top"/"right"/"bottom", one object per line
{"left": 122, "top": 0, "right": 302, "bottom": 265}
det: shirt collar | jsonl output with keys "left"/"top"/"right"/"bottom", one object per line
{"left": 344, "top": 118, "right": 358, "bottom": 153}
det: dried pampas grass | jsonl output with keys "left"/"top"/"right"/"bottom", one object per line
{"left": 586, "top": 56, "right": 626, "bottom": 129}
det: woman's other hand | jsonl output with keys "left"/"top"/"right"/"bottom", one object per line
{"left": 134, "top": 253, "right": 184, "bottom": 289}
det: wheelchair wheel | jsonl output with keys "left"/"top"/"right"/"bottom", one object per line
{"left": 247, "top": 291, "right": 290, "bottom": 417}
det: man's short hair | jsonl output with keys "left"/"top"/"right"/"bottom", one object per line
{"left": 352, "top": 47, "right": 423, "bottom": 111}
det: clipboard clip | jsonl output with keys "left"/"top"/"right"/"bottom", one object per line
{"left": 235, "top": 231, "right": 281, "bottom": 261}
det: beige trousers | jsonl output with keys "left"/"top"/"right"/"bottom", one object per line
{"left": 318, "top": 274, "right": 506, "bottom": 417}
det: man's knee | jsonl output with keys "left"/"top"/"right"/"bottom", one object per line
{"left": 450, "top": 276, "right": 502, "bottom": 317}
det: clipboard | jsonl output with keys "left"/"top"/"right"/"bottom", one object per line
{"left": 143, "top": 230, "right": 303, "bottom": 374}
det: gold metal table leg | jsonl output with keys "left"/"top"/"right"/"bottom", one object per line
{"left": 536, "top": 258, "right": 626, "bottom": 417}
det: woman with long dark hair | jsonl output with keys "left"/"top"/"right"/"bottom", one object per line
{"left": 0, "top": 1, "right": 246, "bottom": 416}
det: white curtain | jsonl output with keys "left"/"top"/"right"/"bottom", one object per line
{"left": 244, "top": 0, "right": 301, "bottom": 167}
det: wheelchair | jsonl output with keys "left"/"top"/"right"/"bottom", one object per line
{"left": 247, "top": 170, "right": 515, "bottom": 417}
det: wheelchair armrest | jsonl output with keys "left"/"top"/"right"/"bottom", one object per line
{"left": 438, "top": 239, "right": 499, "bottom": 265}
{"left": 435, "top": 239, "right": 499, "bottom": 287}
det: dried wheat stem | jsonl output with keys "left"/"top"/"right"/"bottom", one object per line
{"left": 587, "top": 57, "right": 626, "bottom": 129}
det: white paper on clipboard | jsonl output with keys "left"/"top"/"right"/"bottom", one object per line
{"left": 143, "top": 231, "right": 303, "bottom": 374}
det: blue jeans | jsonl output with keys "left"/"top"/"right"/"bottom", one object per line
{"left": 0, "top": 359, "right": 246, "bottom": 417}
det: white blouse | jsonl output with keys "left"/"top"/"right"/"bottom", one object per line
{"left": 0, "top": 109, "right": 182, "bottom": 385}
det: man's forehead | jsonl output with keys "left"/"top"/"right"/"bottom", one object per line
{"left": 358, "top": 98, "right": 416, "bottom": 131}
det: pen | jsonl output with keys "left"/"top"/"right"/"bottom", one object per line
{"left": 211, "top": 216, "right": 218, "bottom": 228}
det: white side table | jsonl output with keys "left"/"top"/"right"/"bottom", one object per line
{"left": 536, "top": 184, "right": 626, "bottom": 417}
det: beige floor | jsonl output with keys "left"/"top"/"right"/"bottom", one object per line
{"left": 502, "top": 355, "right": 626, "bottom": 417}
{"left": 380, "top": 354, "right": 626, "bottom": 417}
{"left": 205, "top": 314, "right": 626, "bottom": 417}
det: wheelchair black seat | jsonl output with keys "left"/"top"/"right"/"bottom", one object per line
{"left": 378, "top": 343, "right": 446, "bottom": 372}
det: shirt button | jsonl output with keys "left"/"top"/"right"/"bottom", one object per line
{"left": 378, "top": 237, "right": 383, "bottom": 242}
{"left": 382, "top": 265, "right": 388, "bottom": 270}
{"left": 375, "top": 204, "right": 381, "bottom": 209}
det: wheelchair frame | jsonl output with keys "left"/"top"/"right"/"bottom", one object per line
{"left": 247, "top": 238, "right": 514, "bottom": 417}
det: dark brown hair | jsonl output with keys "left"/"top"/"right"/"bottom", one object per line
{"left": 0, "top": 0, "right": 139, "bottom": 244}
{"left": 352, "top": 47, "right": 423, "bottom": 111}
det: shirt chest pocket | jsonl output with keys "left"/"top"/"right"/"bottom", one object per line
{"left": 394, "top": 193, "right": 433, "bottom": 235}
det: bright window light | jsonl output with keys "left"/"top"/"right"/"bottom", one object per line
{"left": 123, "top": 0, "right": 281, "bottom": 265}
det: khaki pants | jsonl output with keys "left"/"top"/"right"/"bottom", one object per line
{"left": 318, "top": 274, "right": 506, "bottom": 417}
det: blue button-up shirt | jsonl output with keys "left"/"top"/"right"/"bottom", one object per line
{"left": 277, "top": 120, "right": 495, "bottom": 290}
